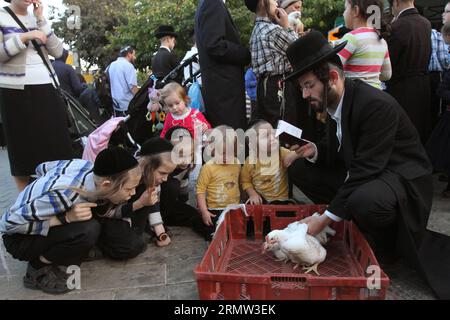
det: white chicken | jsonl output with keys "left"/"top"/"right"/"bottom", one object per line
{"left": 288, "top": 11, "right": 302, "bottom": 28}
{"left": 282, "top": 223, "right": 326, "bottom": 275}
{"left": 263, "top": 214, "right": 336, "bottom": 275}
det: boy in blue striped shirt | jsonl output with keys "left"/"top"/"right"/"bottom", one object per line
{"left": 0, "top": 147, "right": 142, "bottom": 294}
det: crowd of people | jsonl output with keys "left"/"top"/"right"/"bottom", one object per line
{"left": 0, "top": 0, "right": 449, "bottom": 299}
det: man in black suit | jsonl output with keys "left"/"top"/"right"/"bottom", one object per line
{"left": 195, "top": 0, "right": 251, "bottom": 130}
{"left": 286, "top": 31, "right": 449, "bottom": 299}
{"left": 152, "top": 25, "right": 181, "bottom": 85}
{"left": 386, "top": 0, "right": 432, "bottom": 143}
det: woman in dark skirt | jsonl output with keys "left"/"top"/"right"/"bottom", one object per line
{"left": 0, "top": 0, "right": 73, "bottom": 191}
{"left": 0, "top": 112, "right": 6, "bottom": 149}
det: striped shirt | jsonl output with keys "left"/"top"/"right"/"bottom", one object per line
{"left": 250, "top": 17, "right": 298, "bottom": 78}
{"left": 0, "top": 160, "right": 94, "bottom": 236}
{"left": 338, "top": 28, "right": 391, "bottom": 89}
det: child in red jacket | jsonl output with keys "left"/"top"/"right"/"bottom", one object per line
{"left": 159, "top": 82, "right": 211, "bottom": 139}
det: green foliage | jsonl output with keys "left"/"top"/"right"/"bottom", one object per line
{"left": 50, "top": 0, "right": 345, "bottom": 71}
{"left": 302, "top": 0, "right": 345, "bottom": 31}
{"left": 111, "top": 0, "right": 199, "bottom": 70}
{"left": 51, "top": 0, "right": 128, "bottom": 70}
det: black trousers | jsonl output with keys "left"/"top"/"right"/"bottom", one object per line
{"left": 2, "top": 219, "right": 100, "bottom": 266}
{"left": 160, "top": 178, "right": 197, "bottom": 227}
{"left": 256, "top": 75, "right": 299, "bottom": 128}
{"left": 96, "top": 217, "right": 147, "bottom": 261}
{"left": 191, "top": 210, "right": 221, "bottom": 241}
{"left": 430, "top": 71, "right": 443, "bottom": 130}
{"left": 0, "top": 122, "right": 6, "bottom": 147}
{"left": 249, "top": 100, "right": 258, "bottom": 122}
{"left": 289, "top": 159, "right": 399, "bottom": 251}
{"left": 95, "top": 184, "right": 158, "bottom": 261}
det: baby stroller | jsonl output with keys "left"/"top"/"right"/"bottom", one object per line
{"left": 82, "top": 54, "right": 202, "bottom": 161}
{"left": 60, "top": 88, "right": 98, "bottom": 157}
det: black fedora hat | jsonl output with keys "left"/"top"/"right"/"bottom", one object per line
{"left": 154, "top": 25, "right": 178, "bottom": 39}
{"left": 284, "top": 30, "right": 347, "bottom": 81}
{"left": 244, "top": 0, "right": 259, "bottom": 12}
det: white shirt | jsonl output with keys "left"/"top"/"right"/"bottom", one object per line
{"left": 18, "top": 14, "right": 52, "bottom": 85}
{"left": 307, "top": 91, "right": 345, "bottom": 163}
{"left": 306, "top": 92, "right": 346, "bottom": 223}
{"left": 323, "top": 93, "right": 345, "bottom": 222}
{"left": 160, "top": 46, "right": 171, "bottom": 53}
{"left": 25, "top": 44, "right": 52, "bottom": 85}
{"left": 182, "top": 46, "right": 201, "bottom": 85}
{"left": 328, "top": 92, "right": 344, "bottom": 150}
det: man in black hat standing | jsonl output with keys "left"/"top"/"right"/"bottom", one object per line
{"left": 285, "top": 31, "right": 449, "bottom": 299}
{"left": 195, "top": 0, "right": 251, "bottom": 130}
{"left": 152, "top": 25, "right": 181, "bottom": 84}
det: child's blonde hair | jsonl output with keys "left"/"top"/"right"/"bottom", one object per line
{"left": 71, "top": 166, "right": 142, "bottom": 202}
{"left": 160, "top": 82, "right": 191, "bottom": 107}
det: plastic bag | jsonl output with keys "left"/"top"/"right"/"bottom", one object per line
{"left": 188, "top": 82, "right": 205, "bottom": 113}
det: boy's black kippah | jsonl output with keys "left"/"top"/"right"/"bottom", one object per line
{"left": 93, "top": 147, "right": 138, "bottom": 177}
{"left": 139, "top": 137, "right": 174, "bottom": 156}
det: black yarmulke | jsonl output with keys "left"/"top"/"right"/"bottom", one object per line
{"left": 93, "top": 147, "right": 138, "bottom": 177}
{"left": 139, "top": 137, "right": 174, "bottom": 156}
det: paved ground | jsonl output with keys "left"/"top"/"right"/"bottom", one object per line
{"left": 0, "top": 149, "right": 448, "bottom": 300}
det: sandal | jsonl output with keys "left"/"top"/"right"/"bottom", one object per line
{"left": 23, "top": 264, "right": 72, "bottom": 294}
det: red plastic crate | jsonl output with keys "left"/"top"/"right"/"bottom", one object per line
{"left": 194, "top": 205, "right": 390, "bottom": 300}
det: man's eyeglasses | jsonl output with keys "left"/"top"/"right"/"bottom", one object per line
{"left": 299, "top": 79, "right": 319, "bottom": 93}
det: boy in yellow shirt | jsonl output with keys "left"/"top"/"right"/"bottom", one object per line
{"left": 241, "top": 120, "right": 298, "bottom": 204}
{"left": 193, "top": 125, "right": 241, "bottom": 240}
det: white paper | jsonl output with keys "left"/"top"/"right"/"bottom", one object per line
{"left": 275, "top": 120, "right": 303, "bottom": 139}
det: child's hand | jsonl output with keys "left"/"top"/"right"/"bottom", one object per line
{"left": 295, "top": 21, "right": 305, "bottom": 34}
{"left": 283, "top": 152, "right": 300, "bottom": 168}
{"left": 201, "top": 210, "right": 217, "bottom": 227}
{"left": 66, "top": 202, "right": 97, "bottom": 223}
{"left": 248, "top": 194, "right": 263, "bottom": 205}
{"left": 201, "top": 123, "right": 209, "bottom": 133}
{"left": 274, "top": 8, "right": 290, "bottom": 29}
{"left": 137, "top": 187, "right": 159, "bottom": 207}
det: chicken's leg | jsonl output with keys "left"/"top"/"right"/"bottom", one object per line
{"left": 302, "top": 263, "right": 320, "bottom": 276}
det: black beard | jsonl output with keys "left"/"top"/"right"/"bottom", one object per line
{"left": 308, "top": 86, "right": 339, "bottom": 113}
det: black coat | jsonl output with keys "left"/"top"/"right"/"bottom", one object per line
{"left": 319, "top": 79, "right": 449, "bottom": 299}
{"left": 195, "top": 0, "right": 251, "bottom": 130}
{"left": 386, "top": 8, "right": 432, "bottom": 143}
{"left": 151, "top": 47, "right": 180, "bottom": 83}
